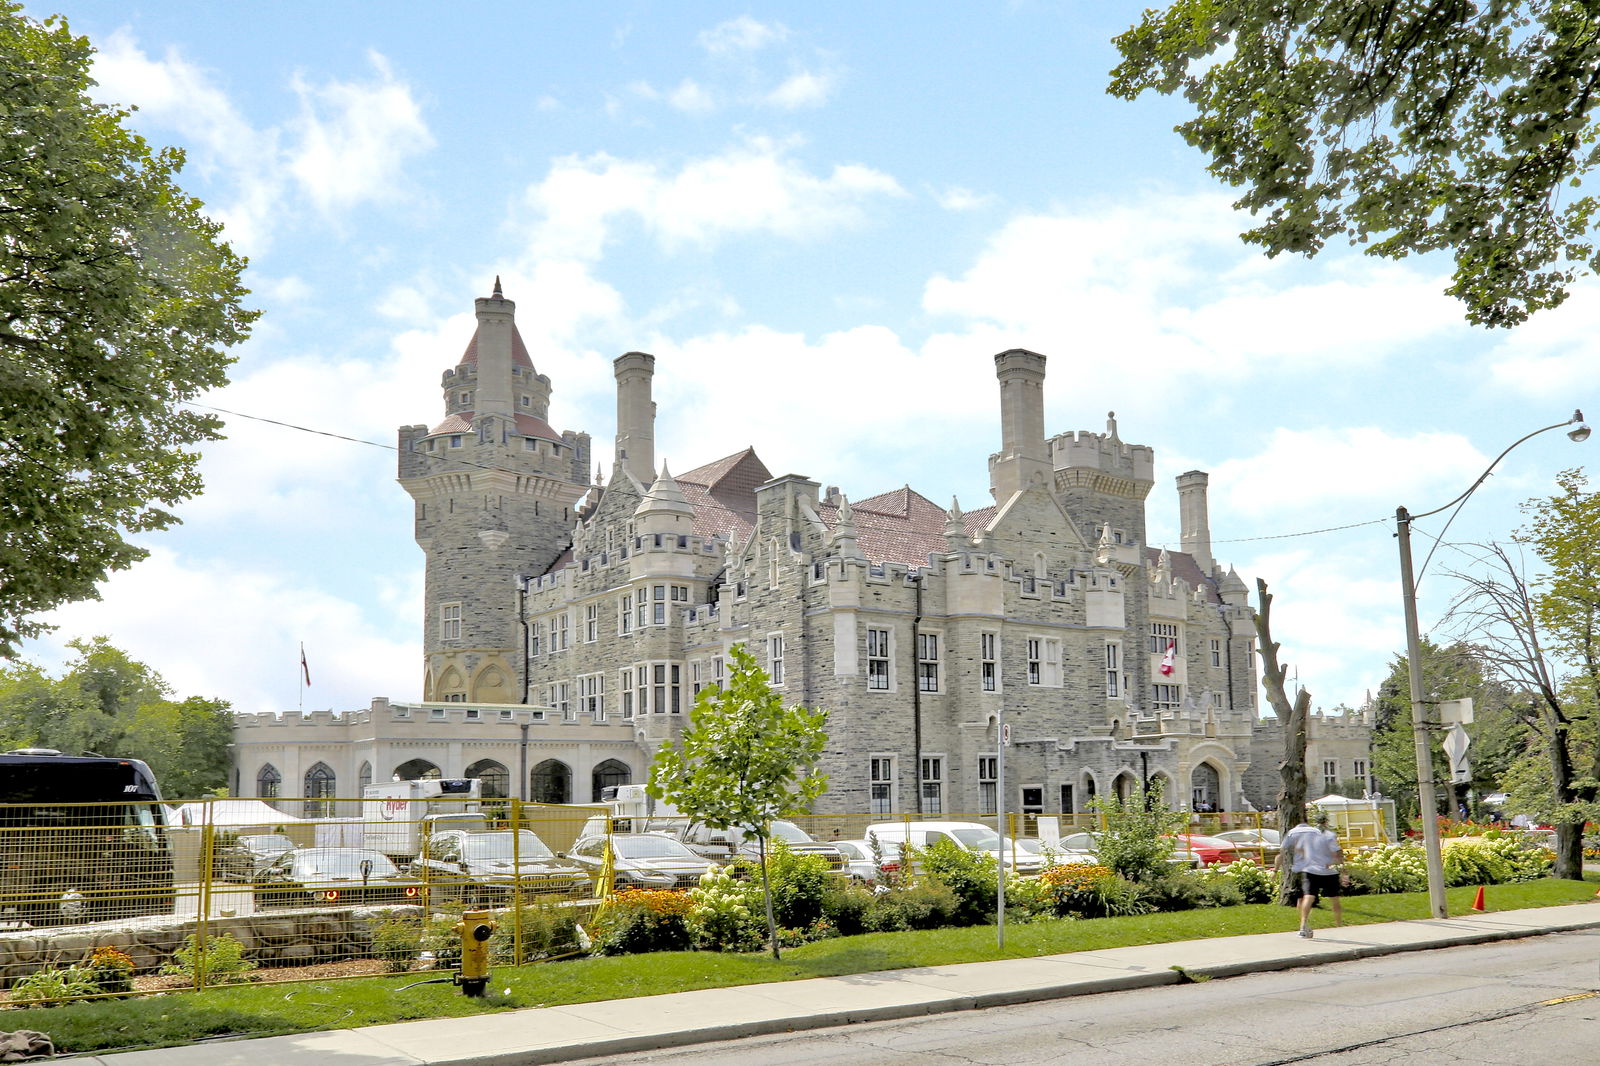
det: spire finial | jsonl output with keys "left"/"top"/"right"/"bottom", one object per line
{"left": 492, "top": 275, "right": 503, "bottom": 298}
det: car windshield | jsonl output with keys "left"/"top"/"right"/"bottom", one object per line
{"left": 614, "top": 836, "right": 699, "bottom": 860}
{"left": 1014, "top": 839, "right": 1044, "bottom": 853}
{"left": 948, "top": 827, "right": 1001, "bottom": 850}
{"left": 768, "top": 821, "right": 812, "bottom": 844}
{"left": 461, "top": 831, "right": 554, "bottom": 861}
{"left": 836, "top": 842, "right": 866, "bottom": 860}
{"left": 295, "top": 850, "right": 397, "bottom": 879}
{"left": 240, "top": 834, "right": 294, "bottom": 852}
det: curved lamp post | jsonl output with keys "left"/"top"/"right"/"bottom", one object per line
{"left": 1397, "top": 410, "right": 1589, "bottom": 919}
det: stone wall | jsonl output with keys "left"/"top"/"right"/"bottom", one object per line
{"left": 0, "top": 905, "right": 421, "bottom": 988}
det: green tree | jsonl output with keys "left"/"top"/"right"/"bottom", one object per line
{"left": 0, "top": 638, "right": 233, "bottom": 796}
{"left": 647, "top": 643, "right": 828, "bottom": 959}
{"left": 1088, "top": 779, "right": 1188, "bottom": 885}
{"left": 1110, "top": 1, "right": 1600, "bottom": 327}
{"left": 1440, "top": 479, "right": 1600, "bottom": 879}
{"left": 0, "top": 4, "right": 256, "bottom": 656}
{"left": 1371, "top": 639, "right": 1528, "bottom": 823}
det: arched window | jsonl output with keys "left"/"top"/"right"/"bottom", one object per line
{"left": 1113, "top": 770, "right": 1137, "bottom": 802}
{"left": 257, "top": 764, "right": 281, "bottom": 799}
{"left": 466, "top": 759, "right": 510, "bottom": 799}
{"left": 1081, "top": 771, "right": 1097, "bottom": 804}
{"left": 304, "top": 762, "right": 336, "bottom": 818}
{"left": 529, "top": 760, "right": 571, "bottom": 804}
{"left": 358, "top": 761, "right": 373, "bottom": 794}
{"left": 591, "top": 759, "right": 631, "bottom": 802}
{"left": 393, "top": 758, "right": 441, "bottom": 781}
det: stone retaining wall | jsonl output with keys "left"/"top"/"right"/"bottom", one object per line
{"left": 0, "top": 905, "right": 422, "bottom": 988}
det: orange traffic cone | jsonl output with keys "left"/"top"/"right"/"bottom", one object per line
{"left": 1471, "top": 885, "right": 1486, "bottom": 912}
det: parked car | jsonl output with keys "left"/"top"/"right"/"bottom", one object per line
{"left": 1212, "top": 828, "right": 1281, "bottom": 863}
{"left": 832, "top": 839, "right": 882, "bottom": 883}
{"left": 1169, "top": 833, "right": 1242, "bottom": 867}
{"left": 563, "top": 833, "right": 711, "bottom": 889}
{"left": 1014, "top": 837, "right": 1095, "bottom": 866}
{"left": 254, "top": 848, "right": 423, "bottom": 908}
{"left": 409, "top": 829, "right": 588, "bottom": 905}
{"left": 1052, "top": 831, "right": 1204, "bottom": 869}
{"left": 214, "top": 832, "right": 297, "bottom": 883}
{"left": 863, "top": 821, "right": 1047, "bottom": 876}
{"left": 657, "top": 819, "right": 847, "bottom": 872}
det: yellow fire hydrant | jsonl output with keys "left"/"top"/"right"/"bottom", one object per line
{"left": 454, "top": 909, "right": 496, "bottom": 996}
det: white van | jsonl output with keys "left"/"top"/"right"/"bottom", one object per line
{"left": 864, "top": 820, "right": 1045, "bottom": 876}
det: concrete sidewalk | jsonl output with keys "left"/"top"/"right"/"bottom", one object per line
{"left": 85, "top": 903, "right": 1600, "bottom": 1066}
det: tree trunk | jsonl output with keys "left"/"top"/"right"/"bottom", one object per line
{"left": 759, "top": 835, "right": 780, "bottom": 960}
{"left": 1256, "top": 579, "right": 1311, "bottom": 903}
{"left": 1544, "top": 712, "right": 1584, "bottom": 880}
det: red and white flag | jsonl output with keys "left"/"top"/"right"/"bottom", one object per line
{"left": 1159, "top": 640, "right": 1176, "bottom": 676}
{"left": 300, "top": 644, "right": 312, "bottom": 687}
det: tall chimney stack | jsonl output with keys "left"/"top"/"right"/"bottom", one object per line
{"left": 1177, "top": 470, "right": 1214, "bottom": 576}
{"left": 988, "top": 348, "right": 1051, "bottom": 501}
{"left": 613, "top": 351, "right": 656, "bottom": 484}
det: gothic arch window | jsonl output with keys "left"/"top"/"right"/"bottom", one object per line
{"left": 466, "top": 759, "right": 510, "bottom": 799}
{"left": 358, "top": 761, "right": 373, "bottom": 794}
{"left": 591, "top": 759, "right": 631, "bottom": 802}
{"left": 257, "top": 764, "right": 281, "bottom": 799}
{"left": 1081, "top": 771, "right": 1097, "bottom": 805}
{"left": 1113, "top": 770, "right": 1137, "bottom": 802}
{"left": 393, "top": 758, "right": 441, "bottom": 781}
{"left": 304, "top": 763, "right": 336, "bottom": 818}
{"left": 529, "top": 760, "right": 571, "bottom": 804}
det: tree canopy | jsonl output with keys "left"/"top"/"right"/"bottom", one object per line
{"left": 0, "top": 4, "right": 256, "bottom": 656}
{"left": 1110, "top": 1, "right": 1600, "bottom": 327}
{"left": 0, "top": 638, "right": 234, "bottom": 798}
{"left": 647, "top": 643, "right": 828, "bottom": 957}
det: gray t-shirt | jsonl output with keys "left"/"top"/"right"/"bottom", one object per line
{"left": 1283, "top": 824, "right": 1342, "bottom": 874}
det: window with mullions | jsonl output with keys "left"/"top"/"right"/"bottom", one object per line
{"left": 619, "top": 594, "right": 633, "bottom": 635}
{"left": 869, "top": 756, "right": 895, "bottom": 815}
{"left": 1149, "top": 622, "right": 1179, "bottom": 654}
{"left": 1210, "top": 638, "right": 1222, "bottom": 667}
{"left": 528, "top": 620, "right": 542, "bottom": 657}
{"left": 978, "top": 756, "right": 997, "bottom": 815}
{"left": 920, "top": 756, "right": 943, "bottom": 814}
{"left": 579, "top": 673, "right": 604, "bottom": 720}
{"left": 584, "top": 604, "right": 598, "bottom": 642}
{"left": 867, "top": 627, "right": 892, "bottom": 690}
{"left": 550, "top": 682, "right": 573, "bottom": 721}
{"left": 980, "top": 632, "right": 999, "bottom": 692}
{"left": 1105, "top": 642, "right": 1121, "bottom": 698}
{"left": 440, "top": 603, "right": 463, "bottom": 641}
{"left": 1152, "top": 683, "right": 1181, "bottom": 710}
{"left": 257, "top": 763, "right": 281, "bottom": 799}
{"left": 768, "top": 633, "right": 785, "bottom": 686}
{"left": 620, "top": 669, "right": 635, "bottom": 718}
{"left": 916, "top": 633, "right": 940, "bottom": 693}
{"left": 1323, "top": 759, "right": 1339, "bottom": 795}
{"left": 1026, "top": 637, "right": 1062, "bottom": 686}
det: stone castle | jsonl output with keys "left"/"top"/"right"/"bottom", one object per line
{"left": 231, "top": 284, "right": 1373, "bottom": 815}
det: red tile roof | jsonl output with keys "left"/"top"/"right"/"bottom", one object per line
{"left": 1147, "top": 547, "right": 1222, "bottom": 604}
{"left": 426, "top": 412, "right": 565, "bottom": 442}
{"left": 457, "top": 323, "right": 536, "bottom": 370}
{"left": 676, "top": 448, "right": 772, "bottom": 543}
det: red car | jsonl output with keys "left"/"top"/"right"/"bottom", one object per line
{"left": 1168, "top": 834, "right": 1242, "bottom": 867}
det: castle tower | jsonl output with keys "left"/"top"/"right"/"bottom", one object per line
{"left": 614, "top": 352, "right": 656, "bottom": 486}
{"left": 1177, "top": 470, "right": 1215, "bottom": 577}
{"left": 398, "top": 282, "right": 591, "bottom": 703}
{"left": 988, "top": 348, "right": 1051, "bottom": 501}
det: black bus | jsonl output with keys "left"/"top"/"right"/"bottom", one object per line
{"left": 0, "top": 749, "right": 175, "bottom": 925}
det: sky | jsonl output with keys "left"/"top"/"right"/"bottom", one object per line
{"left": 17, "top": 2, "right": 1598, "bottom": 720}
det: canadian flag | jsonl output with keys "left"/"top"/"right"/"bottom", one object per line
{"left": 1160, "top": 640, "right": 1176, "bottom": 676}
{"left": 300, "top": 644, "right": 312, "bottom": 686}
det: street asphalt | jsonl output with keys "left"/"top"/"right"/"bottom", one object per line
{"left": 83, "top": 902, "right": 1600, "bottom": 1066}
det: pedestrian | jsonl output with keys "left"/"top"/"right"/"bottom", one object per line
{"left": 1282, "top": 809, "right": 1344, "bottom": 938}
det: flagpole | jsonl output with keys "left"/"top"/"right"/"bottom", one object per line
{"left": 299, "top": 642, "right": 305, "bottom": 712}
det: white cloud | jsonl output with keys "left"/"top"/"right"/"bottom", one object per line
{"left": 668, "top": 78, "right": 717, "bottom": 113}
{"left": 32, "top": 549, "right": 418, "bottom": 716}
{"left": 933, "top": 186, "right": 995, "bottom": 211}
{"left": 1483, "top": 287, "right": 1600, "bottom": 401}
{"left": 765, "top": 70, "right": 834, "bottom": 109}
{"left": 287, "top": 52, "right": 435, "bottom": 214}
{"left": 88, "top": 33, "right": 432, "bottom": 249}
{"left": 698, "top": 17, "right": 788, "bottom": 56}
{"left": 523, "top": 139, "right": 906, "bottom": 261}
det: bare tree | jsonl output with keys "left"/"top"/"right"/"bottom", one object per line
{"left": 1255, "top": 579, "right": 1312, "bottom": 900}
{"left": 1444, "top": 543, "right": 1589, "bottom": 879}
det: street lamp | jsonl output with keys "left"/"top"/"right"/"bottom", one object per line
{"left": 1397, "top": 409, "right": 1589, "bottom": 920}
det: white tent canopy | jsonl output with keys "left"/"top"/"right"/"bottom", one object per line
{"left": 169, "top": 799, "right": 309, "bottom": 829}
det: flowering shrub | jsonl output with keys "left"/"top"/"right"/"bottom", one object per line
{"left": 1037, "top": 864, "right": 1140, "bottom": 918}
{"left": 1446, "top": 838, "right": 1552, "bottom": 884}
{"left": 1214, "top": 857, "right": 1275, "bottom": 904}
{"left": 689, "top": 866, "right": 760, "bottom": 951}
{"left": 84, "top": 946, "right": 135, "bottom": 996}
{"left": 592, "top": 889, "right": 696, "bottom": 955}
{"left": 1003, "top": 871, "right": 1056, "bottom": 923}
{"left": 1344, "top": 844, "right": 1427, "bottom": 894}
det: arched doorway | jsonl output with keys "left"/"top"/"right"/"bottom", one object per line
{"left": 466, "top": 759, "right": 510, "bottom": 799}
{"left": 1112, "top": 770, "right": 1137, "bottom": 802}
{"left": 591, "top": 759, "right": 630, "bottom": 802}
{"left": 529, "top": 760, "right": 571, "bottom": 804}
{"left": 393, "top": 758, "right": 441, "bottom": 781}
{"left": 1191, "top": 761, "right": 1222, "bottom": 812}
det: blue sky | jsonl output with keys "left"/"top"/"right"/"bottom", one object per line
{"left": 21, "top": 2, "right": 1598, "bottom": 719}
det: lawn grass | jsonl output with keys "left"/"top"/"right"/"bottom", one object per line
{"left": 19, "top": 877, "right": 1599, "bottom": 1056}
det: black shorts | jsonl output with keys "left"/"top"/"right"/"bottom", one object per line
{"left": 1298, "top": 871, "right": 1341, "bottom": 899}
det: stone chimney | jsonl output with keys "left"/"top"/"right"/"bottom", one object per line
{"left": 614, "top": 351, "right": 656, "bottom": 485}
{"left": 988, "top": 348, "right": 1051, "bottom": 501}
{"left": 1177, "top": 470, "right": 1214, "bottom": 576}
